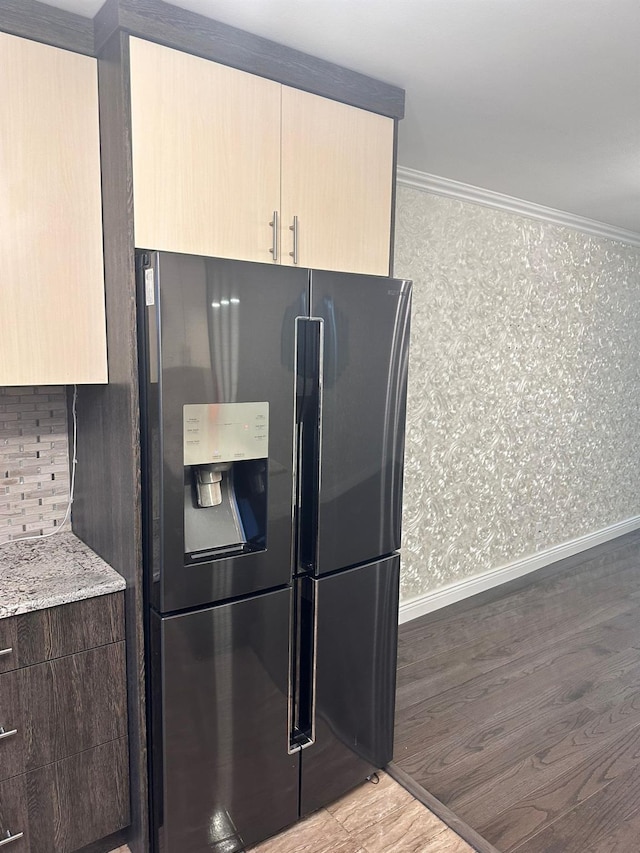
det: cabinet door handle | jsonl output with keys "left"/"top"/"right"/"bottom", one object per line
{"left": 269, "top": 210, "right": 279, "bottom": 261}
{"left": 0, "top": 728, "right": 17, "bottom": 741}
{"left": 289, "top": 216, "right": 299, "bottom": 265}
{"left": 0, "top": 832, "right": 24, "bottom": 848}
{"left": 0, "top": 648, "right": 13, "bottom": 657}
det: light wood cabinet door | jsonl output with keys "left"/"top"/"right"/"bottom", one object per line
{"left": 0, "top": 32, "right": 107, "bottom": 386}
{"left": 129, "top": 38, "right": 281, "bottom": 264}
{"left": 280, "top": 87, "right": 394, "bottom": 276}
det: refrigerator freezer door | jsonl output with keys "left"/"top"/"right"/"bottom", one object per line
{"left": 310, "top": 271, "right": 411, "bottom": 575}
{"left": 139, "top": 252, "right": 308, "bottom": 612}
{"left": 299, "top": 554, "right": 399, "bottom": 816}
{"left": 152, "top": 589, "right": 298, "bottom": 852}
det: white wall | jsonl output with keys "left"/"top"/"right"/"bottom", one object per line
{"left": 395, "top": 185, "right": 640, "bottom": 604}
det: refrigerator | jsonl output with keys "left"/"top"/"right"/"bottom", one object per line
{"left": 137, "top": 250, "right": 412, "bottom": 853}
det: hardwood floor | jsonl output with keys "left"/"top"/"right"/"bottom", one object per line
{"left": 394, "top": 530, "right": 640, "bottom": 852}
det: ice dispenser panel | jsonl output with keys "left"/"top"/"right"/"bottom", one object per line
{"left": 183, "top": 403, "right": 269, "bottom": 560}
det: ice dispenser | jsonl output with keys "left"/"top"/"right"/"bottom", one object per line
{"left": 183, "top": 402, "right": 269, "bottom": 560}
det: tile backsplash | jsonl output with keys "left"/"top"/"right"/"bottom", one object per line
{"left": 0, "top": 386, "right": 70, "bottom": 543}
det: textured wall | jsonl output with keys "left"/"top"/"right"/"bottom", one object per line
{"left": 395, "top": 186, "right": 640, "bottom": 602}
{"left": 0, "top": 386, "right": 70, "bottom": 543}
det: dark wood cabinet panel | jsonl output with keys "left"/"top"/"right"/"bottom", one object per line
{"left": 19, "top": 642, "right": 127, "bottom": 771}
{"left": 27, "top": 739, "right": 130, "bottom": 853}
{"left": 0, "top": 619, "right": 17, "bottom": 674}
{"left": 0, "top": 775, "right": 29, "bottom": 852}
{"left": 16, "top": 593, "right": 125, "bottom": 668}
{"left": 94, "top": 0, "right": 404, "bottom": 119}
{"left": 0, "top": 670, "right": 24, "bottom": 783}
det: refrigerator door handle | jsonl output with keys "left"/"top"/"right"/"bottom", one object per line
{"left": 294, "top": 317, "right": 324, "bottom": 575}
{"left": 288, "top": 575, "right": 318, "bottom": 753}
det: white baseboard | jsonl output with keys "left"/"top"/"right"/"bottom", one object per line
{"left": 398, "top": 516, "right": 640, "bottom": 624}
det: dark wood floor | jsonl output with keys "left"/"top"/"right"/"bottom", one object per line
{"left": 394, "top": 530, "right": 640, "bottom": 852}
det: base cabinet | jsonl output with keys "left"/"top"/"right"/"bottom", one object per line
{"left": 0, "top": 593, "right": 129, "bottom": 852}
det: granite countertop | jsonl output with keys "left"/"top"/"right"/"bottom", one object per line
{"left": 0, "top": 531, "right": 125, "bottom": 619}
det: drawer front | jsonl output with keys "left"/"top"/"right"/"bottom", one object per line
{"left": 0, "top": 775, "right": 29, "bottom": 852}
{"left": 0, "top": 620, "right": 17, "bottom": 674}
{"left": 27, "top": 737, "right": 130, "bottom": 853}
{"left": 20, "top": 641, "right": 127, "bottom": 770}
{"left": 16, "top": 592, "right": 124, "bottom": 668}
{"left": 0, "top": 671, "right": 24, "bottom": 783}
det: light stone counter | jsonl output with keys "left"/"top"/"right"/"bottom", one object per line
{"left": 0, "top": 531, "right": 125, "bottom": 619}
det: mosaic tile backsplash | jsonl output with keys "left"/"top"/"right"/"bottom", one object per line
{"left": 394, "top": 186, "right": 640, "bottom": 602}
{"left": 0, "top": 386, "right": 70, "bottom": 543}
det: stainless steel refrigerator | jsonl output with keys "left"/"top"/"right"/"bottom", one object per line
{"left": 137, "top": 251, "right": 412, "bottom": 853}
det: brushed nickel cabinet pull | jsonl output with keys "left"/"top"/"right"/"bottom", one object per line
{"left": 0, "top": 648, "right": 12, "bottom": 657}
{"left": 0, "top": 727, "right": 18, "bottom": 741}
{"left": 0, "top": 832, "right": 24, "bottom": 848}
{"left": 269, "top": 210, "right": 279, "bottom": 261}
{"left": 289, "top": 215, "right": 299, "bottom": 265}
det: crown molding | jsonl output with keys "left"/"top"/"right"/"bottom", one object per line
{"left": 397, "top": 167, "right": 640, "bottom": 249}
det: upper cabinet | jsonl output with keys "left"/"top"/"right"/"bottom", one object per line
{"left": 0, "top": 32, "right": 107, "bottom": 387}
{"left": 128, "top": 38, "right": 394, "bottom": 276}
{"left": 129, "top": 38, "right": 281, "bottom": 264}
{"left": 280, "top": 87, "right": 394, "bottom": 275}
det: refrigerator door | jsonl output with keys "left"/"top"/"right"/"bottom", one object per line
{"left": 309, "top": 271, "right": 411, "bottom": 576}
{"left": 299, "top": 554, "right": 399, "bottom": 816}
{"left": 139, "top": 252, "right": 308, "bottom": 612}
{"left": 152, "top": 589, "right": 298, "bottom": 852}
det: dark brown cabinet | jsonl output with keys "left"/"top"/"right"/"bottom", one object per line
{"left": 0, "top": 593, "right": 129, "bottom": 852}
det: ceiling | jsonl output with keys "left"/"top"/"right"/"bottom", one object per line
{"left": 46, "top": 0, "right": 640, "bottom": 234}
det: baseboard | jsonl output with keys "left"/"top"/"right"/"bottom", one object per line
{"left": 399, "top": 516, "right": 640, "bottom": 624}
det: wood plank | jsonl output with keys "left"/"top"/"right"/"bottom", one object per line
{"left": 512, "top": 763, "right": 640, "bottom": 853}
{"left": 73, "top": 29, "right": 148, "bottom": 853}
{"left": 129, "top": 36, "right": 281, "bottom": 263}
{"left": 480, "top": 722, "right": 640, "bottom": 850}
{"left": 16, "top": 593, "right": 124, "bottom": 667}
{"left": 19, "top": 643, "right": 127, "bottom": 770}
{"left": 26, "top": 738, "right": 130, "bottom": 853}
{"left": 0, "top": 617, "right": 17, "bottom": 674}
{"left": 394, "top": 534, "right": 640, "bottom": 853}
{"left": 280, "top": 86, "right": 393, "bottom": 275}
{"left": 0, "top": 669, "right": 25, "bottom": 782}
{"left": 0, "top": 0, "right": 94, "bottom": 55}
{"left": 398, "top": 659, "right": 640, "bottom": 807}
{"left": 0, "top": 773, "right": 30, "bottom": 852}
{"left": 0, "top": 31, "right": 107, "bottom": 386}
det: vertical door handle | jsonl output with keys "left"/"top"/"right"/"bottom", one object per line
{"left": 0, "top": 833, "right": 24, "bottom": 848}
{"left": 289, "top": 216, "right": 299, "bottom": 265}
{"left": 269, "top": 210, "right": 279, "bottom": 261}
{"left": 294, "top": 318, "right": 323, "bottom": 574}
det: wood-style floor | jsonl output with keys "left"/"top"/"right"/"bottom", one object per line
{"left": 394, "top": 530, "right": 640, "bottom": 852}
{"left": 111, "top": 774, "right": 473, "bottom": 852}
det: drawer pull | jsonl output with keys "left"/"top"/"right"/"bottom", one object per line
{"left": 0, "top": 832, "right": 23, "bottom": 847}
{"left": 0, "top": 727, "right": 17, "bottom": 741}
{"left": 0, "top": 649, "right": 12, "bottom": 657}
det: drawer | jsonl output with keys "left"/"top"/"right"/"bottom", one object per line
{"left": 19, "top": 641, "right": 127, "bottom": 770}
{"left": 0, "top": 775, "right": 29, "bottom": 852}
{"left": 0, "top": 671, "right": 24, "bottom": 783}
{"left": 0, "top": 619, "right": 17, "bottom": 675}
{"left": 16, "top": 592, "right": 125, "bottom": 668}
{"left": 27, "top": 737, "right": 130, "bottom": 853}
